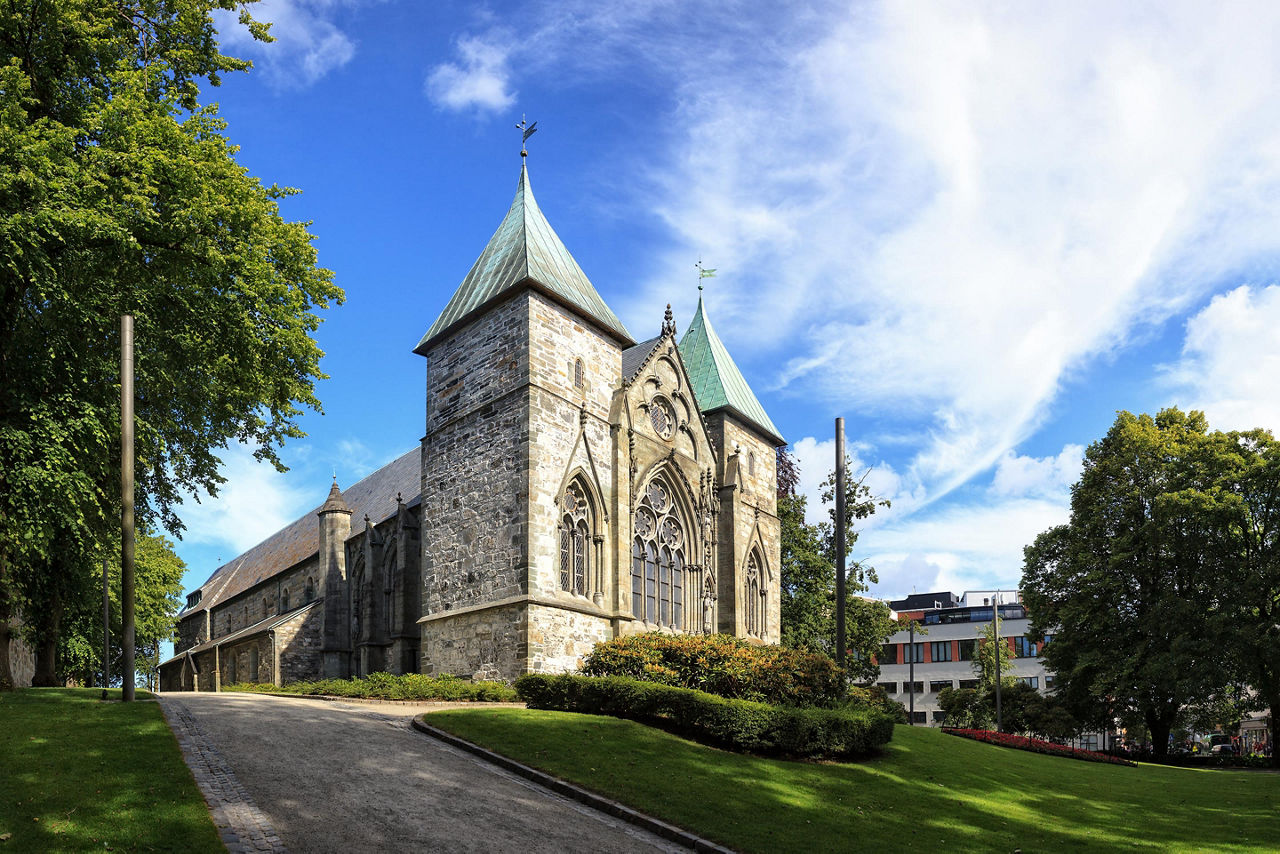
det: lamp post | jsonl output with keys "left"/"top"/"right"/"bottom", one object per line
{"left": 993, "top": 590, "right": 1002, "bottom": 733}
{"left": 834, "top": 418, "right": 846, "bottom": 672}
{"left": 908, "top": 619, "right": 915, "bottom": 725}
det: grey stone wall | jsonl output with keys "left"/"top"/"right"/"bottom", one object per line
{"left": 527, "top": 603, "right": 612, "bottom": 673}
{"left": 711, "top": 413, "right": 782, "bottom": 643}
{"left": 275, "top": 608, "right": 322, "bottom": 685}
{"left": 419, "top": 604, "right": 527, "bottom": 681}
{"left": 421, "top": 294, "right": 532, "bottom": 674}
{"left": 222, "top": 636, "right": 273, "bottom": 686}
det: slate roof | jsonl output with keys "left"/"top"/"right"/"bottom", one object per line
{"left": 178, "top": 447, "right": 422, "bottom": 619}
{"left": 622, "top": 335, "right": 662, "bottom": 382}
{"left": 414, "top": 162, "right": 635, "bottom": 353}
{"left": 679, "top": 295, "right": 785, "bottom": 446}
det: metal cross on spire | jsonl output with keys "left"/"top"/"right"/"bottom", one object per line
{"left": 516, "top": 115, "right": 538, "bottom": 157}
{"left": 695, "top": 259, "right": 717, "bottom": 292}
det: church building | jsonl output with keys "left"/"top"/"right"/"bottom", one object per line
{"left": 158, "top": 156, "right": 785, "bottom": 691}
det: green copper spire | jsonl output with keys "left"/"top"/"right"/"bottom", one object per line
{"left": 415, "top": 162, "right": 634, "bottom": 354}
{"left": 679, "top": 295, "right": 785, "bottom": 445}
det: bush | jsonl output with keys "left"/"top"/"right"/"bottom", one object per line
{"left": 842, "top": 684, "right": 909, "bottom": 723}
{"left": 516, "top": 673, "right": 894, "bottom": 760}
{"left": 223, "top": 672, "right": 517, "bottom": 702}
{"left": 581, "top": 632, "right": 844, "bottom": 707}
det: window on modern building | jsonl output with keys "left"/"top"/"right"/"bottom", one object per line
{"left": 744, "top": 551, "right": 765, "bottom": 638}
{"left": 879, "top": 644, "right": 899, "bottom": 665}
{"left": 878, "top": 682, "right": 897, "bottom": 694}
{"left": 631, "top": 476, "right": 688, "bottom": 630}
{"left": 929, "top": 680, "right": 952, "bottom": 693}
{"left": 932, "top": 711, "right": 947, "bottom": 723}
{"left": 1079, "top": 734, "right": 1098, "bottom": 751}
{"left": 559, "top": 479, "right": 594, "bottom": 598}
{"left": 249, "top": 647, "right": 259, "bottom": 682}
{"left": 1018, "top": 676, "right": 1039, "bottom": 689}
{"left": 911, "top": 711, "right": 927, "bottom": 724}
{"left": 1044, "top": 674, "right": 1056, "bottom": 690}
{"left": 1042, "top": 633, "right": 1054, "bottom": 646}
{"left": 1014, "top": 636, "right": 1038, "bottom": 658}
{"left": 907, "top": 643, "right": 924, "bottom": 663}
{"left": 958, "top": 638, "right": 978, "bottom": 661}
{"left": 574, "top": 358, "right": 584, "bottom": 389}
{"left": 958, "top": 679, "right": 980, "bottom": 690}
{"left": 931, "top": 641, "right": 952, "bottom": 662}
{"left": 904, "top": 680, "right": 924, "bottom": 694}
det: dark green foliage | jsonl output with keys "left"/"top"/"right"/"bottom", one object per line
{"left": 776, "top": 448, "right": 896, "bottom": 681}
{"left": 581, "top": 631, "right": 844, "bottom": 707}
{"left": 0, "top": 1, "right": 340, "bottom": 688}
{"left": 224, "top": 672, "right": 517, "bottom": 702}
{"left": 515, "top": 672, "right": 894, "bottom": 760}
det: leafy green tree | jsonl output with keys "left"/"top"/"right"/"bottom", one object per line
{"left": 776, "top": 448, "right": 896, "bottom": 682}
{"left": 56, "top": 533, "right": 186, "bottom": 690}
{"left": 973, "top": 620, "right": 1016, "bottom": 691}
{"left": 1022, "top": 409, "right": 1224, "bottom": 757}
{"left": 0, "top": 1, "right": 341, "bottom": 688}
{"left": 1206, "top": 428, "right": 1280, "bottom": 766}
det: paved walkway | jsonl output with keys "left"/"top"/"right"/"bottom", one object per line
{"left": 161, "top": 692, "right": 690, "bottom": 853}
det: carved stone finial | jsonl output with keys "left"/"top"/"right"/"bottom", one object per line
{"left": 396, "top": 491, "right": 403, "bottom": 504}
{"left": 579, "top": 402, "right": 588, "bottom": 427}
{"left": 662, "top": 303, "right": 676, "bottom": 337}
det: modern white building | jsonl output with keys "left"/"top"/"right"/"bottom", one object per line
{"left": 875, "top": 591, "right": 1079, "bottom": 735}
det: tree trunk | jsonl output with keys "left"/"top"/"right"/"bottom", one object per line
{"left": 30, "top": 588, "right": 62, "bottom": 687}
{"left": 1146, "top": 709, "right": 1173, "bottom": 758}
{"left": 0, "top": 593, "right": 14, "bottom": 691}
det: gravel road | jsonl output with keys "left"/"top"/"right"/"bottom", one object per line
{"left": 163, "top": 692, "right": 690, "bottom": 853}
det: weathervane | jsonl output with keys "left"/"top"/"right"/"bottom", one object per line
{"left": 695, "top": 259, "right": 717, "bottom": 292}
{"left": 516, "top": 115, "right": 538, "bottom": 157}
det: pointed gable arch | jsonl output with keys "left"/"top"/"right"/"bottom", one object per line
{"left": 630, "top": 461, "right": 698, "bottom": 631}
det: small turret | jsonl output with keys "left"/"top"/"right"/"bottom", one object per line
{"left": 318, "top": 478, "right": 353, "bottom": 677}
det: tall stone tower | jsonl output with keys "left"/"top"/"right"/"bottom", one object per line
{"left": 413, "top": 159, "right": 635, "bottom": 679}
{"left": 318, "top": 480, "right": 353, "bottom": 677}
{"left": 679, "top": 295, "right": 786, "bottom": 643}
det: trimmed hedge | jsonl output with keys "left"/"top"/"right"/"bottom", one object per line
{"left": 582, "top": 632, "right": 844, "bottom": 707}
{"left": 224, "top": 672, "right": 517, "bottom": 702}
{"left": 516, "top": 673, "right": 894, "bottom": 760}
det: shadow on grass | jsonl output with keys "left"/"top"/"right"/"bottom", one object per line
{"left": 427, "top": 709, "right": 1280, "bottom": 854}
{"left": 0, "top": 688, "right": 222, "bottom": 853}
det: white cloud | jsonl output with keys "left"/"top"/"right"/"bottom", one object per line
{"left": 791, "top": 434, "right": 909, "bottom": 526}
{"left": 178, "top": 444, "right": 315, "bottom": 555}
{"left": 215, "top": 0, "right": 361, "bottom": 89}
{"left": 335, "top": 437, "right": 378, "bottom": 479}
{"left": 622, "top": 1, "right": 1280, "bottom": 508}
{"left": 425, "top": 35, "right": 516, "bottom": 113}
{"left": 990, "top": 445, "right": 1084, "bottom": 499}
{"left": 1165, "top": 284, "right": 1280, "bottom": 432}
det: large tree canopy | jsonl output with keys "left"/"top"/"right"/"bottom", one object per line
{"left": 0, "top": 0, "right": 341, "bottom": 687}
{"left": 1021, "top": 409, "right": 1231, "bottom": 757}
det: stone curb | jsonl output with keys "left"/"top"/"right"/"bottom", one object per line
{"left": 216, "top": 689, "right": 524, "bottom": 707}
{"left": 411, "top": 717, "right": 735, "bottom": 854}
{"left": 159, "top": 698, "right": 288, "bottom": 854}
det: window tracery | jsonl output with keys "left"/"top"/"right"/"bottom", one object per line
{"left": 745, "top": 551, "right": 765, "bottom": 638}
{"left": 559, "top": 479, "right": 593, "bottom": 597}
{"left": 631, "top": 476, "right": 687, "bottom": 630}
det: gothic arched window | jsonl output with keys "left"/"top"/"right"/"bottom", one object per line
{"left": 574, "top": 358, "right": 585, "bottom": 389}
{"left": 281, "top": 588, "right": 290, "bottom": 611}
{"left": 305, "top": 577, "right": 315, "bottom": 602}
{"left": 745, "top": 551, "right": 765, "bottom": 638}
{"left": 559, "top": 479, "right": 593, "bottom": 597}
{"left": 632, "top": 476, "right": 687, "bottom": 630}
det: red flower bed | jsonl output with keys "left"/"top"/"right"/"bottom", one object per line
{"left": 942, "top": 728, "right": 1136, "bottom": 767}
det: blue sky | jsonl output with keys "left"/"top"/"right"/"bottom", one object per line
{"left": 169, "top": 0, "right": 1280, "bottom": 609}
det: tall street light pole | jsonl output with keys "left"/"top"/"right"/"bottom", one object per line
{"left": 834, "top": 418, "right": 846, "bottom": 674}
{"left": 993, "top": 590, "right": 1002, "bottom": 732}
{"left": 908, "top": 619, "right": 915, "bottom": 725}
{"left": 121, "top": 315, "right": 135, "bottom": 702}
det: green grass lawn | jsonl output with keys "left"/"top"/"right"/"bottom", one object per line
{"left": 427, "top": 708, "right": 1279, "bottom": 853}
{"left": 0, "top": 688, "right": 223, "bottom": 853}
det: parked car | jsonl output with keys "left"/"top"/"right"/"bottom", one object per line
{"left": 1204, "top": 733, "right": 1236, "bottom": 755}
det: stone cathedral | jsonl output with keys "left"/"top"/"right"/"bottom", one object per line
{"left": 159, "top": 159, "right": 784, "bottom": 692}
